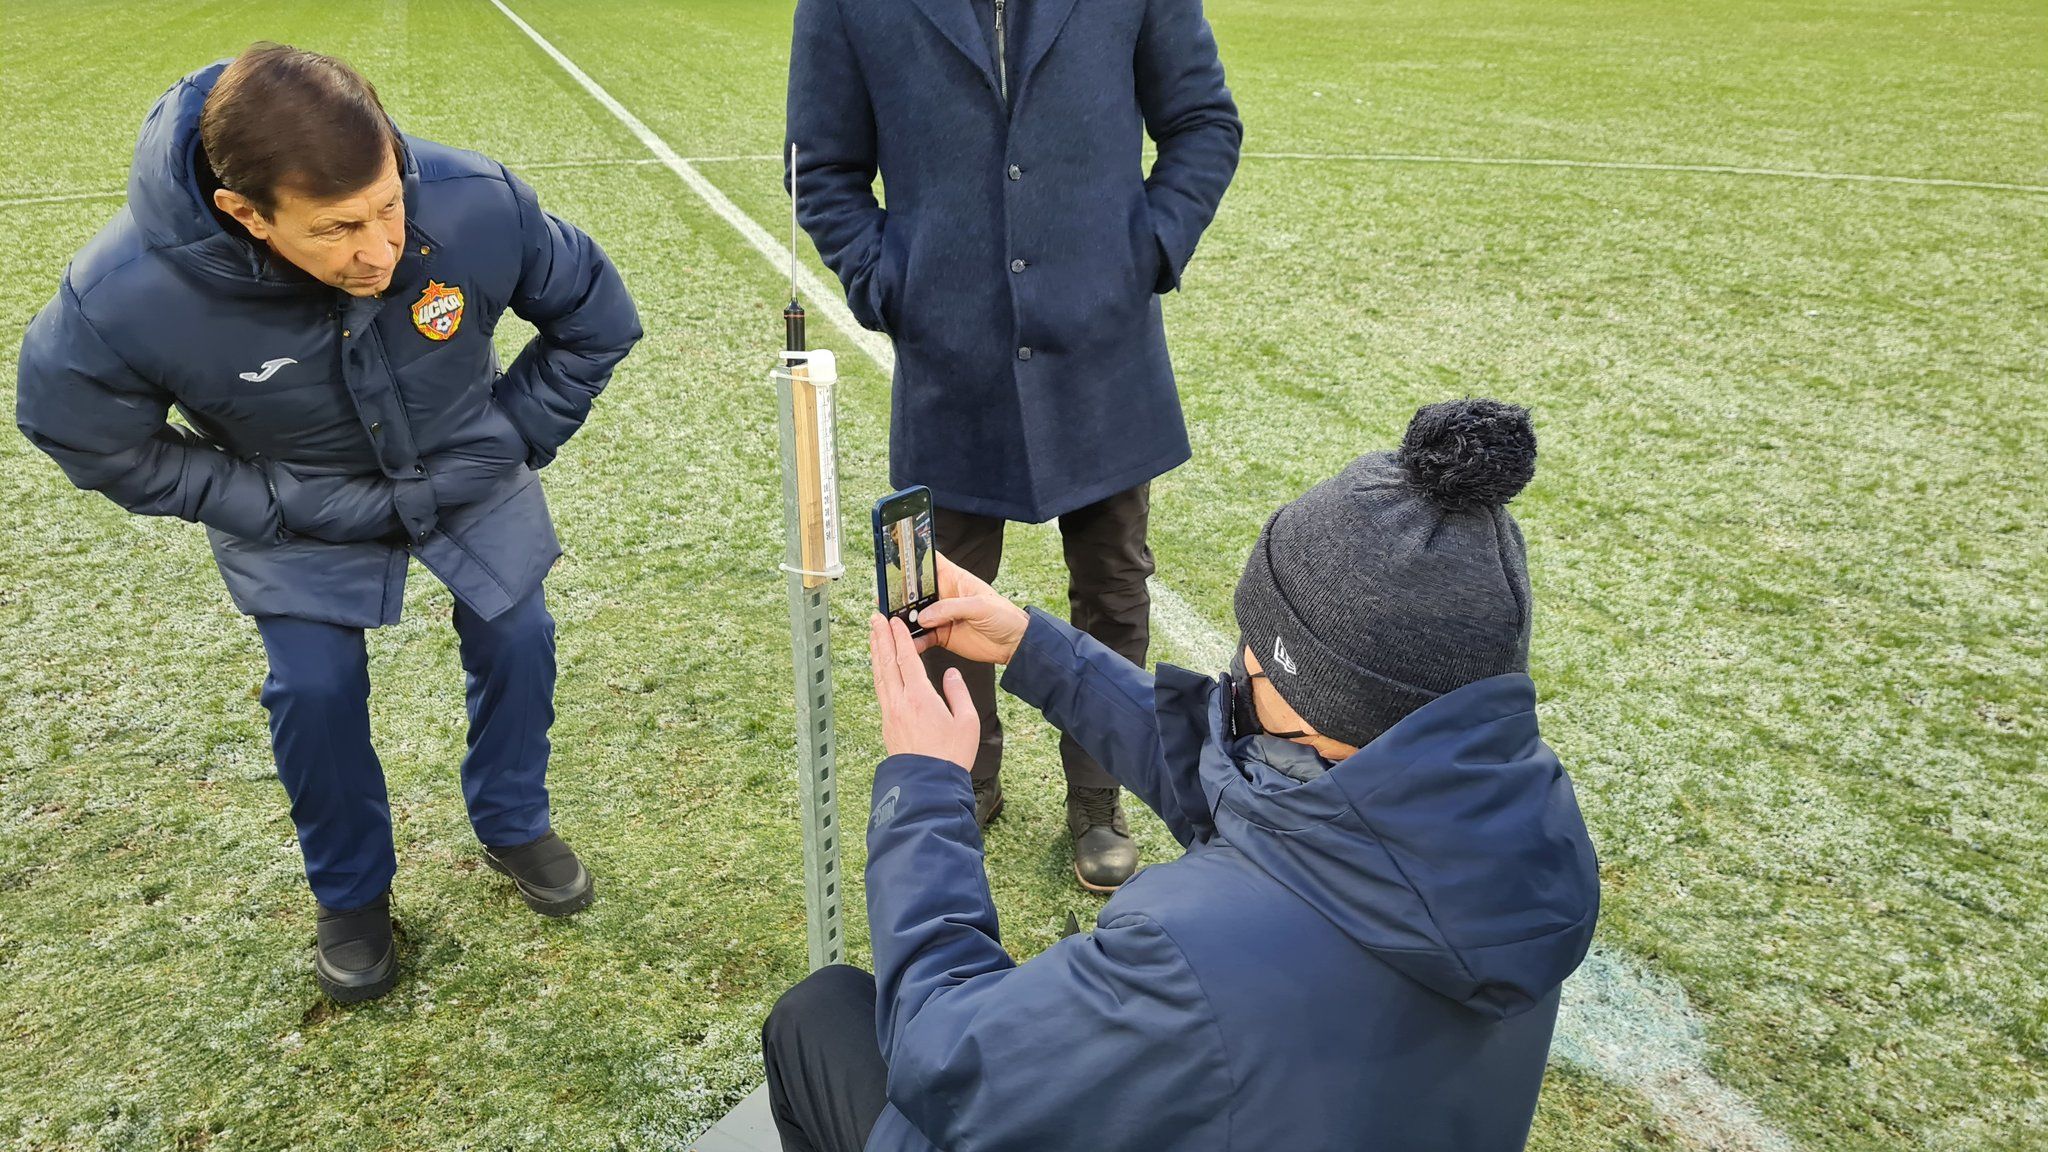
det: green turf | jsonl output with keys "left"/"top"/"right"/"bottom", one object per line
{"left": 3, "top": 1, "right": 2044, "bottom": 1149}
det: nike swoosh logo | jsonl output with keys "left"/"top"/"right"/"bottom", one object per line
{"left": 238, "top": 357, "right": 298, "bottom": 383}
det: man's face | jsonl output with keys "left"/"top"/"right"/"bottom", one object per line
{"left": 214, "top": 153, "right": 405, "bottom": 297}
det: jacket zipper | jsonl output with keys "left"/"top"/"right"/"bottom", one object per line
{"left": 994, "top": 0, "right": 1009, "bottom": 105}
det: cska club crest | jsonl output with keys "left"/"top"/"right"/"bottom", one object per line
{"left": 410, "top": 281, "right": 465, "bottom": 341}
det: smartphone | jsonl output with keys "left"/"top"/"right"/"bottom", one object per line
{"left": 873, "top": 485, "right": 939, "bottom": 637}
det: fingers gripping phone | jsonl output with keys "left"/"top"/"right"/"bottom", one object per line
{"left": 873, "top": 486, "right": 939, "bottom": 637}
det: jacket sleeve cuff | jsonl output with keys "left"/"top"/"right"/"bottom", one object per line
{"left": 1151, "top": 227, "right": 1183, "bottom": 293}
{"left": 870, "top": 753, "right": 978, "bottom": 836}
{"left": 998, "top": 607, "right": 1082, "bottom": 712}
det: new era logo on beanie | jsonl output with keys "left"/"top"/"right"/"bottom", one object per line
{"left": 1270, "top": 635, "right": 1298, "bottom": 676}
{"left": 1232, "top": 398, "right": 1538, "bottom": 750}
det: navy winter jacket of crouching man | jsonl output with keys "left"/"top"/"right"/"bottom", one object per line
{"left": 863, "top": 611, "right": 1601, "bottom": 1151}
{"left": 789, "top": 0, "right": 1242, "bottom": 522}
{"left": 15, "top": 63, "right": 640, "bottom": 628}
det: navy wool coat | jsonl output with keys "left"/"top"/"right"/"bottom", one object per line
{"left": 16, "top": 63, "right": 641, "bottom": 628}
{"left": 862, "top": 611, "right": 1601, "bottom": 1150}
{"left": 788, "top": 0, "right": 1242, "bottom": 522}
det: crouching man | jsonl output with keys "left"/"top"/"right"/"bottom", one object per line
{"left": 15, "top": 44, "right": 642, "bottom": 1002}
{"left": 761, "top": 400, "right": 1600, "bottom": 1151}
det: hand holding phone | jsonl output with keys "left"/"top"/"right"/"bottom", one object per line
{"left": 868, "top": 612, "right": 979, "bottom": 768}
{"left": 912, "top": 554, "right": 1030, "bottom": 665}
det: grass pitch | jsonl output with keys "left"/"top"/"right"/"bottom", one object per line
{"left": 1, "top": 2, "right": 2043, "bottom": 1149}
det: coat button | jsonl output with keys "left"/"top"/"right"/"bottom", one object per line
{"left": 414, "top": 464, "right": 426, "bottom": 475}
{"left": 419, "top": 246, "right": 430, "bottom": 256}
{"left": 1010, "top": 258, "right": 1028, "bottom": 273}
{"left": 369, "top": 422, "right": 383, "bottom": 435}
{"left": 341, "top": 329, "right": 351, "bottom": 338}
{"left": 1017, "top": 347, "right": 1032, "bottom": 361}
{"left": 1007, "top": 164, "right": 1022, "bottom": 180}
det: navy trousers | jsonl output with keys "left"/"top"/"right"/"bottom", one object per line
{"left": 763, "top": 965, "right": 889, "bottom": 1152}
{"left": 255, "top": 587, "right": 557, "bottom": 911}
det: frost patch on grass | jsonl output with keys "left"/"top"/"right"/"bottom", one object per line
{"left": 628, "top": 1017, "right": 769, "bottom": 1149}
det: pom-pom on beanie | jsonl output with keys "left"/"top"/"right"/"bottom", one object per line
{"left": 1232, "top": 398, "right": 1539, "bottom": 749}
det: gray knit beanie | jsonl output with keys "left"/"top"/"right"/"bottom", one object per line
{"left": 1232, "top": 398, "right": 1538, "bottom": 749}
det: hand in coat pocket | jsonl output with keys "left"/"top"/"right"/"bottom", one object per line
{"left": 489, "top": 374, "right": 559, "bottom": 471}
{"left": 263, "top": 459, "right": 408, "bottom": 544}
{"left": 1138, "top": 203, "right": 1173, "bottom": 295}
{"left": 1147, "top": 229, "right": 1174, "bottom": 295}
{"left": 865, "top": 217, "right": 909, "bottom": 336}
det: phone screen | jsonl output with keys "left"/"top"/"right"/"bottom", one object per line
{"left": 874, "top": 487, "right": 938, "bottom": 633}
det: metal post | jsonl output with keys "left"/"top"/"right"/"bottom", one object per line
{"left": 771, "top": 357, "right": 845, "bottom": 972}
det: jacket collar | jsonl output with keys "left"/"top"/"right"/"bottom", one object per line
{"left": 1157, "top": 664, "right": 1597, "bottom": 1020}
{"left": 1016, "top": 0, "right": 1081, "bottom": 94}
{"left": 906, "top": 0, "right": 998, "bottom": 98}
{"left": 904, "top": 0, "right": 1082, "bottom": 108}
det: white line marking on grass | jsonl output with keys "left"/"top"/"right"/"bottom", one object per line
{"left": 1146, "top": 582, "right": 1233, "bottom": 669}
{"left": 678, "top": 150, "right": 2048, "bottom": 195}
{"left": 1556, "top": 946, "right": 1799, "bottom": 1152}
{"left": 0, "top": 190, "right": 126, "bottom": 210}
{"left": 515, "top": 156, "right": 664, "bottom": 171}
{"left": 489, "top": 0, "right": 891, "bottom": 372}
{"left": 0, "top": 159, "right": 663, "bottom": 213}
{"left": 490, "top": 5, "right": 1801, "bottom": 1147}
{"left": 1242, "top": 150, "right": 2048, "bottom": 194}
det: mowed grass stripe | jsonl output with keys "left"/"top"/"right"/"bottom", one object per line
{"left": 685, "top": 151, "right": 2048, "bottom": 196}
{"left": 18, "top": 143, "right": 2038, "bottom": 214}
{"left": 0, "top": 159, "right": 659, "bottom": 212}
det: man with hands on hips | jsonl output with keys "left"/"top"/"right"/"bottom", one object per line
{"left": 759, "top": 400, "right": 1602, "bottom": 1152}
{"left": 16, "top": 44, "right": 640, "bottom": 1004}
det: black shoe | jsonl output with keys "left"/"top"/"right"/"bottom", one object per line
{"left": 314, "top": 891, "right": 398, "bottom": 1003}
{"left": 1067, "top": 786, "right": 1138, "bottom": 893}
{"left": 973, "top": 777, "right": 1005, "bottom": 829}
{"left": 483, "top": 830, "right": 594, "bottom": 917}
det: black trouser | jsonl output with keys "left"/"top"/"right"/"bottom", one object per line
{"left": 762, "top": 965, "right": 890, "bottom": 1152}
{"left": 921, "top": 483, "right": 1154, "bottom": 789}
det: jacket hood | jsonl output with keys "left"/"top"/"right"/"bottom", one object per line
{"left": 1158, "top": 667, "right": 1599, "bottom": 1019}
{"left": 127, "top": 62, "right": 416, "bottom": 294}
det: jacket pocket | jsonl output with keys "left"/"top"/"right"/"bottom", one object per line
{"left": 265, "top": 459, "right": 403, "bottom": 544}
{"left": 870, "top": 216, "right": 910, "bottom": 336}
{"left": 1136, "top": 200, "right": 1169, "bottom": 296}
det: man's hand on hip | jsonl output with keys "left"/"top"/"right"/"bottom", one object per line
{"left": 870, "top": 613, "right": 980, "bottom": 769}
{"left": 912, "top": 553, "right": 1030, "bottom": 665}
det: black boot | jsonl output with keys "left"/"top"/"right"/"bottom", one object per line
{"left": 1068, "top": 786, "right": 1138, "bottom": 893}
{"left": 315, "top": 891, "right": 398, "bottom": 1003}
{"left": 973, "top": 777, "right": 1005, "bottom": 829}
{"left": 483, "top": 830, "right": 594, "bottom": 917}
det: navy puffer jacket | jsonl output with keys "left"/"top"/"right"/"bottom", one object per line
{"left": 16, "top": 63, "right": 641, "bottom": 626}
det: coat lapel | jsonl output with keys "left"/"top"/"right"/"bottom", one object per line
{"left": 906, "top": 0, "right": 1000, "bottom": 97}
{"left": 1016, "top": 0, "right": 1081, "bottom": 96}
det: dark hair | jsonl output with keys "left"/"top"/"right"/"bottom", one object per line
{"left": 200, "top": 43, "right": 401, "bottom": 216}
